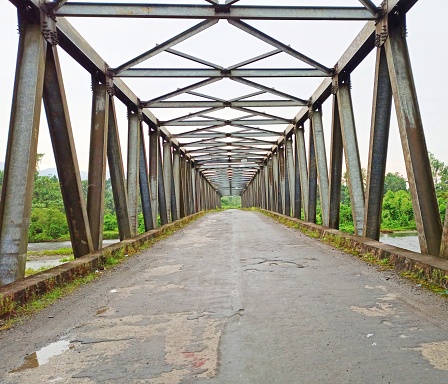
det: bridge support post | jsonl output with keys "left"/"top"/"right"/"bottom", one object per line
{"left": 172, "top": 149, "right": 181, "bottom": 220}
{"left": 336, "top": 79, "right": 365, "bottom": 236}
{"left": 385, "top": 16, "right": 442, "bottom": 256}
{"left": 149, "top": 128, "right": 159, "bottom": 228}
{"left": 158, "top": 137, "right": 168, "bottom": 225}
{"left": 191, "top": 166, "right": 197, "bottom": 214}
{"left": 139, "top": 122, "right": 154, "bottom": 231}
{"left": 310, "top": 107, "right": 330, "bottom": 227}
{"left": 262, "top": 165, "right": 267, "bottom": 210}
{"left": 285, "top": 138, "right": 295, "bottom": 218}
{"left": 44, "top": 46, "right": 93, "bottom": 256}
{"left": 294, "top": 134, "right": 302, "bottom": 219}
{"left": 278, "top": 145, "right": 286, "bottom": 215}
{"left": 308, "top": 121, "right": 317, "bottom": 223}
{"left": 127, "top": 111, "right": 140, "bottom": 236}
{"left": 107, "top": 98, "right": 131, "bottom": 240}
{"left": 87, "top": 81, "right": 109, "bottom": 251}
{"left": 328, "top": 95, "right": 344, "bottom": 230}
{"left": 295, "top": 127, "right": 309, "bottom": 220}
{"left": 0, "top": 21, "right": 46, "bottom": 285}
{"left": 272, "top": 152, "right": 279, "bottom": 213}
{"left": 185, "top": 162, "right": 192, "bottom": 215}
{"left": 179, "top": 156, "right": 186, "bottom": 218}
{"left": 364, "top": 46, "right": 392, "bottom": 240}
{"left": 267, "top": 157, "right": 273, "bottom": 211}
{"left": 163, "top": 141, "right": 173, "bottom": 222}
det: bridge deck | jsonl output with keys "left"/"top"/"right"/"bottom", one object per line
{"left": 2, "top": 210, "right": 448, "bottom": 383}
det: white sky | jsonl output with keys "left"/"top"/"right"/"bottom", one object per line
{"left": 0, "top": 0, "right": 447, "bottom": 180}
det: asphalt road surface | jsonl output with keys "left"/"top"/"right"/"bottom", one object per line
{"left": 1, "top": 210, "right": 448, "bottom": 383}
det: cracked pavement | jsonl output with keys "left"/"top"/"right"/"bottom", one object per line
{"left": 1, "top": 210, "right": 448, "bottom": 383}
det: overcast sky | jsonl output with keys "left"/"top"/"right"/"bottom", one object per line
{"left": 0, "top": 0, "right": 447, "bottom": 180}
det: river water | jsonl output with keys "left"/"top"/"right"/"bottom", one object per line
{"left": 27, "top": 239, "right": 120, "bottom": 270}
{"left": 379, "top": 232, "right": 420, "bottom": 253}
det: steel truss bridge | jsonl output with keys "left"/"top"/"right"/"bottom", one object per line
{"left": 0, "top": 0, "right": 447, "bottom": 286}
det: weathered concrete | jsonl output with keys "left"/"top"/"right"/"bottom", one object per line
{"left": 0, "top": 213, "right": 203, "bottom": 317}
{"left": 1, "top": 210, "right": 448, "bottom": 383}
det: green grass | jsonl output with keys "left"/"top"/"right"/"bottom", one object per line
{"left": 25, "top": 265, "right": 53, "bottom": 277}
{"left": 27, "top": 247, "right": 73, "bottom": 257}
{"left": 59, "top": 256, "right": 74, "bottom": 263}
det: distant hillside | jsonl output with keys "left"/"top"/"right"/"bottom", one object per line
{"left": 0, "top": 163, "right": 108, "bottom": 181}
{"left": 40, "top": 168, "right": 89, "bottom": 180}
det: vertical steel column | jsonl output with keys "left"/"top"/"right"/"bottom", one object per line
{"left": 179, "top": 156, "right": 186, "bottom": 218}
{"left": 172, "top": 149, "right": 181, "bottom": 220}
{"left": 186, "top": 161, "right": 193, "bottom": 215}
{"left": 285, "top": 139, "right": 295, "bottom": 218}
{"left": 364, "top": 46, "right": 392, "bottom": 239}
{"left": 191, "top": 166, "right": 197, "bottom": 213}
{"left": 385, "top": 16, "right": 442, "bottom": 256}
{"left": 0, "top": 21, "right": 47, "bottom": 284}
{"left": 107, "top": 97, "right": 131, "bottom": 240}
{"left": 163, "top": 141, "right": 173, "bottom": 222}
{"left": 266, "top": 160, "right": 273, "bottom": 211}
{"left": 311, "top": 107, "right": 330, "bottom": 227}
{"left": 337, "top": 79, "right": 365, "bottom": 236}
{"left": 43, "top": 46, "right": 94, "bottom": 256}
{"left": 278, "top": 145, "right": 286, "bottom": 214}
{"left": 139, "top": 123, "right": 153, "bottom": 231}
{"left": 441, "top": 207, "right": 448, "bottom": 259}
{"left": 328, "top": 95, "right": 344, "bottom": 229}
{"left": 127, "top": 111, "right": 140, "bottom": 236}
{"left": 294, "top": 134, "right": 302, "bottom": 219}
{"left": 272, "top": 152, "right": 279, "bottom": 213}
{"left": 267, "top": 157, "right": 273, "bottom": 211}
{"left": 295, "top": 127, "right": 309, "bottom": 220}
{"left": 264, "top": 164, "right": 269, "bottom": 210}
{"left": 308, "top": 122, "right": 317, "bottom": 223}
{"left": 185, "top": 160, "right": 191, "bottom": 216}
{"left": 149, "top": 127, "right": 159, "bottom": 228}
{"left": 158, "top": 137, "right": 169, "bottom": 225}
{"left": 87, "top": 81, "right": 109, "bottom": 251}
{"left": 260, "top": 170, "right": 264, "bottom": 208}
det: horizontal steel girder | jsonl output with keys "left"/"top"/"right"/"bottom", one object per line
{"left": 118, "top": 68, "right": 330, "bottom": 78}
{"left": 145, "top": 100, "right": 305, "bottom": 108}
{"left": 54, "top": 4, "right": 377, "bottom": 21}
{"left": 174, "top": 132, "right": 281, "bottom": 138}
{"left": 161, "top": 119, "right": 292, "bottom": 126}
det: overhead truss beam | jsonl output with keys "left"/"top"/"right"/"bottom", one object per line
{"left": 118, "top": 68, "right": 330, "bottom": 78}
{"left": 53, "top": 4, "right": 377, "bottom": 21}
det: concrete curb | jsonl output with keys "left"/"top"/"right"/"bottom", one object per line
{"left": 260, "top": 210, "right": 448, "bottom": 289}
{"left": 0, "top": 212, "right": 204, "bottom": 318}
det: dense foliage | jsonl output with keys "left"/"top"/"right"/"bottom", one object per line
{"left": 221, "top": 196, "right": 241, "bottom": 209}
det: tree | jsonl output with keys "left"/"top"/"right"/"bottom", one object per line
{"left": 429, "top": 152, "right": 447, "bottom": 185}
{"left": 384, "top": 172, "right": 407, "bottom": 194}
{"left": 29, "top": 208, "right": 69, "bottom": 241}
{"left": 381, "top": 190, "right": 415, "bottom": 230}
{"left": 32, "top": 175, "right": 64, "bottom": 210}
